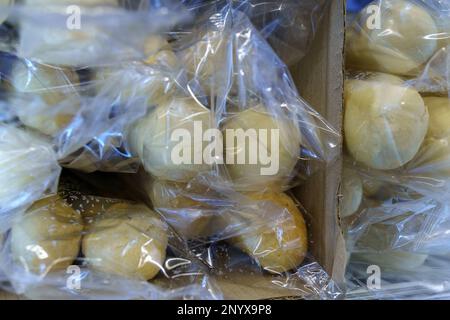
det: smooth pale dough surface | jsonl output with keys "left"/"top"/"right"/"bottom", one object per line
{"left": 82, "top": 203, "right": 168, "bottom": 280}
{"left": 94, "top": 36, "right": 177, "bottom": 102}
{"left": 341, "top": 168, "right": 363, "bottom": 218}
{"left": 223, "top": 107, "right": 301, "bottom": 191}
{"left": 354, "top": 251, "right": 428, "bottom": 271}
{"left": 229, "top": 192, "right": 308, "bottom": 273}
{"left": 148, "top": 179, "right": 211, "bottom": 240}
{"left": 344, "top": 78, "right": 429, "bottom": 170}
{"left": 346, "top": 0, "right": 438, "bottom": 76}
{"left": 10, "top": 196, "right": 83, "bottom": 275}
{"left": 9, "top": 62, "right": 80, "bottom": 136}
{"left": 180, "top": 30, "right": 228, "bottom": 80}
{"left": 407, "top": 97, "right": 450, "bottom": 177}
{"left": 0, "top": 0, "right": 13, "bottom": 24}
{"left": 0, "top": 125, "right": 58, "bottom": 213}
{"left": 128, "top": 97, "right": 212, "bottom": 182}
{"left": 19, "top": 1, "right": 120, "bottom": 67}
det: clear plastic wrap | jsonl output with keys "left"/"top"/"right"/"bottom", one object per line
{"left": 0, "top": 0, "right": 343, "bottom": 300}
{"left": 117, "top": 170, "right": 342, "bottom": 299}
{"left": 126, "top": 3, "right": 341, "bottom": 193}
{"left": 0, "top": 176, "right": 220, "bottom": 300}
{"left": 4, "top": 1, "right": 189, "bottom": 68}
{"left": 0, "top": 123, "right": 61, "bottom": 232}
{"left": 343, "top": 71, "right": 450, "bottom": 202}
{"left": 179, "top": 0, "right": 328, "bottom": 66}
{"left": 343, "top": 0, "right": 450, "bottom": 299}
{"left": 346, "top": 0, "right": 445, "bottom": 77}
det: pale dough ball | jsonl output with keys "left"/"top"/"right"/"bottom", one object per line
{"left": 128, "top": 97, "right": 212, "bottom": 182}
{"left": 179, "top": 30, "right": 228, "bottom": 82}
{"left": 142, "top": 35, "right": 178, "bottom": 69}
{"left": 19, "top": 1, "right": 120, "bottom": 67}
{"left": 0, "top": 125, "right": 59, "bottom": 213}
{"left": 93, "top": 36, "right": 178, "bottom": 104}
{"left": 222, "top": 107, "right": 301, "bottom": 191}
{"left": 341, "top": 168, "right": 363, "bottom": 218}
{"left": 10, "top": 196, "right": 83, "bottom": 275}
{"left": 407, "top": 97, "right": 450, "bottom": 177}
{"left": 229, "top": 192, "right": 308, "bottom": 273}
{"left": 93, "top": 62, "right": 171, "bottom": 107}
{"left": 344, "top": 78, "right": 429, "bottom": 170}
{"left": 9, "top": 62, "right": 80, "bottom": 136}
{"left": 424, "top": 97, "right": 450, "bottom": 139}
{"left": 91, "top": 37, "right": 177, "bottom": 128}
{"left": 346, "top": 0, "right": 438, "bottom": 76}
{"left": 148, "top": 179, "right": 211, "bottom": 239}
{"left": 354, "top": 251, "right": 428, "bottom": 271}
{"left": 82, "top": 203, "right": 168, "bottom": 280}
{"left": 0, "top": 0, "right": 13, "bottom": 25}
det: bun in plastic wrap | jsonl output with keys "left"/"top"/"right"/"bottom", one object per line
{"left": 228, "top": 192, "right": 307, "bottom": 273}
{"left": 344, "top": 77, "right": 429, "bottom": 170}
{"left": 9, "top": 61, "right": 80, "bottom": 136}
{"left": 128, "top": 97, "right": 212, "bottom": 182}
{"left": 10, "top": 196, "right": 83, "bottom": 275}
{"left": 346, "top": 0, "right": 438, "bottom": 76}
{"left": 0, "top": 125, "right": 60, "bottom": 222}
{"left": 82, "top": 202, "right": 168, "bottom": 280}
{"left": 223, "top": 107, "right": 301, "bottom": 191}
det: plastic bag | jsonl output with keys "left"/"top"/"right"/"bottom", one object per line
{"left": 4, "top": 1, "right": 189, "bottom": 68}
{"left": 0, "top": 0, "right": 343, "bottom": 300}
{"left": 343, "top": 1, "right": 450, "bottom": 298}
{"left": 179, "top": 0, "right": 328, "bottom": 66}
{"left": 0, "top": 175, "right": 220, "bottom": 300}
{"left": 342, "top": 71, "right": 450, "bottom": 202}
{"left": 346, "top": 0, "right": 445, "bottom": 77}
{"left": 0, "top": 123, "right": 61, "bottom": 232}
{"left": 117, "top": 169, "right": 341, "bottom": 299}
{"left": 126, "top": 4, "right": 340, "bottom": 193}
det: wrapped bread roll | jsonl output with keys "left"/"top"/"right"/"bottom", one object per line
{"left": 148, "top": 179, "right": 211, "bottom": 239}
{"left": 10, "top": 196, "right": 83, "bottom": 275}
{"left": 19, "top": 1, "right": 121, "bottom": 67}
{"left": 93, "top": 35, "right": 178, "bottom": 102}
{"left": 344, "top": 77, "right": 429, "bottom": 170}
{"left": 9, "top": 62, "right": 80, "bottom": 136}
{"left": 353, "top": 251, "right": 428, "bottom": 271}
{"left": 82, "top": 203, "right": 168, "bottom": 280}
{"left": 0, "top": 0, "right": 13, "bottom": 25}
{"left": 228, "top": 192, "right": 308, "bottom": 273}
{"left": 0, "top": 125, "right": 60, "bottom": 215}
{"left": 223, "top": 107, "right": 301, "bottom": 191}
{"left": 341, "top": 168, "right": 363, "bottom": 218}
{"left": 142, "top": 35, "right": 178, "bottom": 69}
{"left": 128, "top": 97, "right": 212, "bottom": 182}
{"left": 346, "top": 0, "right": 438, "bottom": 76}
{"left": 407, "top": 97, "right": 450, "bottom": 176}
{"left": 179, "top": 30, "right": 227, "bottom": 81}
{"left": 93, "top": 63, "right": 170, "bottom": 106}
